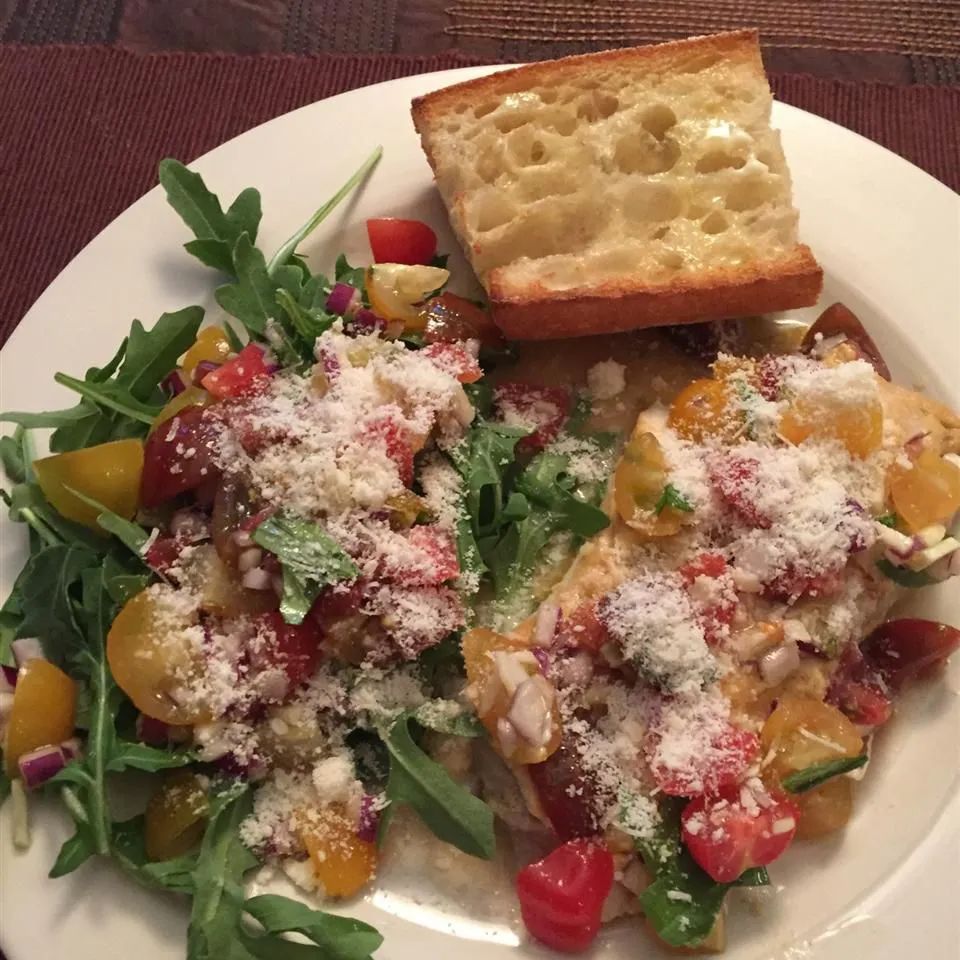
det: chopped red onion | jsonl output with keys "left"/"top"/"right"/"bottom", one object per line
{"left": 237, "top": 547, "right": 264, "bottom": 572}
{"left": 531, "top": 647, "right": 551, "bottom": 674}
{"left": 349, "top": 309, "right": 386, "bottom": 335}
{"left": 904, "top": 431, "right": 929, "bottom": 457}
{"left": 759, "top": 642, "right": 801, "bottom": 685}
{"left": 507, "top": 675, "right": 555, "bottom": 747}
{"left": 136, "top": 713, "right": 173, "bottom": 746}
{"left": 18, "top": 744, "right": 68, "bottom": 789}
{"left": 357, "top": 794, "right": 381, "bottom": 842}
{"left": 318, "top": 346, "right": 342, "bottom": 381}
{"left": 193, "top": 359, "right": 221, "bottom": 385}
{"left": 326, "top": 282, "right": 359, "bottom": 316}
{"left": 533, "top": 602, "right": 560, "bottom": 647}
{"left": 0, "top": 664, "right": 17, "bottom": 692}
{"left": 242, "top": 567, "right": 273, "bottom": 591}
{"left": 11, "top": 638, "right": 44, "bottom": 667}
{"left": 162, "top": 370, "right": 188, "bottom": 397}
{"left": 60, "top": 737, "right": 82, "bottom": 761}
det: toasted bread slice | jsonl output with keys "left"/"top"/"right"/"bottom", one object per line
{"left": 412, "top": 31, "right": 822, "bottom": 340}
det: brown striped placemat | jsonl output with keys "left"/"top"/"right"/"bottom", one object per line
{"left": 1, "top": 45, "right": 958, "bottom": 346}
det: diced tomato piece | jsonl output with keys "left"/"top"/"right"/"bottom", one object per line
{"left": 382, "top": 526, "right": 459, "bottom": 586}
{"left": 516, "top": 839, "right": 614, "bottom": 953}
{"left": 144, "top": 535, "right": 188, "bottom": 575}
{"left": 494, "top": 382, "right": 570, "bottom": 453}
{"left": 709, "top": 454, "right": 771, "bottom": 529}
{"left": 363, "top": 415, "right": 414, "bottom": 486}
{"left": 310, "top": 581, "right": 367, "bottom": 624}
{"left": 756, "top": 354, "right": 784, "bottom": 401}
{"left": 554, "top": 601, "right": 609, "bottom": 655}
{"left": 201, "top": 344, "right": 272, "bottom": 399}
{"left": 681, "top": 784, "right": 800, "bottom": 884}
{"left": 679, "top": 553, "right": 728, "bottom": 583}
{"left": 680, "top": 553, "right": 737, "bottom": 647}
{"left": 527, "top": 737, "right": 601, "bottom": 840}
{"left": 421, "top": 293, "right": 503, "bottom": 348}
{"left": 140, "top": 405, "right": 220, "bottom": 508}
{"left": 825, "top": 644, "right": 893, "bottom": 727}
{"left": 366, "top": 218, "right": 437, "bottom": 266}
{"left": 763, "top": 567, "right": 844, "bottom": 603}
{"left": 251, "top": 611, "right": 324, "bottom": 692}
{"left": 646, "top": 721, "right": 759, "bottom": 797}
{"left": 421, "top": 342, "right": 483, "bottom": 383}
{"left": 862, "top": 619, "right": 960, "bottom": 690}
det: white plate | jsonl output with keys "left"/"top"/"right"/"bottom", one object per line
{"left": 1, "top": 67, "right": 959, "bottom": 960}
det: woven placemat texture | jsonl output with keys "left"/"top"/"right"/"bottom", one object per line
{"left": 1, "top": 45, "right": 958, "bottom": 346}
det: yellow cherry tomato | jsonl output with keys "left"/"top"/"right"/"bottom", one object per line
{"left": 180, "top": 327, "right": 231, "bottom": 378}
{"left": 613, "top": 429, "right": 683, "bottom": 536}
{"left": 779, "top": 396, "right": 883, "bottom": 459}
{"left": 668, "top": 378, "right": 740, "bottom": 443}
{"left": 151, "top": 387, "right": 212, "bottom": 431}
{"left": 888, "top": 450, "right": 960, "bottom": 532}
{"left": 145, "top": 771, "right": 209, "bottom": 860}
{"left": 301, "top": 807, "right": 377, "bottom": 898}
{"left": 793, "top": 777, "right": 854, "bottom": 840}
{"left": 107, "top": 587, "right": 212, "bottom": 725}
{"left": 34, "top": 439, "right": 143, "bottom": 531}
{"left": 4, "top": 659, "right": 77, "bottom": 778}
{"left": 366, "top": 264, "right": 450, "bottom": 328}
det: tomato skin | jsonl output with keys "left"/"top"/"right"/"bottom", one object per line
{"left": 826, "top": 645, "right": 892, "bottom": 727}
{"left": 201, "top": 344, "right": 272, "bottom": 399}
{"left": 420, "top": 293, "right": 502, "bottom": 348}
{"left": 140, "top": 405, "right": 219, "bottom": 508}
{"left": 679, "top": 553, "right": 736, "bottom": 646}
{"left": 367, "top": 218, "right": 437, "bottom": 266}
{"left": 527, "top": 737, "right": 601, "bottom": 840}
{"left": 516, "top": 839, "right": 614, "bottom": 953}
{"left": 709, "top": 455, "right": 770, "bottom": 529}
{"left": 252, "top": 611, "right": 324, "bottom": 691}
{"left": 144, "top": 771, "right": 209, "bottom": 861}
{"left": 494, "top": 382, "right": 570, "bottom": 453}
{"left": 555, "top": 601, "right": 609, "bottom": 655}
{"left": 681, "top": 785, "right": 800, "bottom": 884}
{"left": 363, "top": 415, "right": 414, "bottom": 486}
{"left": 861, "top": 619, "right": 960, "bottom": 690}
{"left": 421, "top": 342, "right": 483, "bottom": 383}
{"left": 381, "top": 526, "right": 459, "bottom": 586}
{"left": 646, "top": 721, "right": 759, "bottom": 797}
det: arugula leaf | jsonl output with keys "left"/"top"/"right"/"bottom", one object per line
{"left": 62, "top": 486, "right": 150, "bottom": 555}
{"left": 267, "top": 146, "right": 383, "bottom": 276}
{"left": 215, "top": 234, "right": 276, "bottom": 337}
{"left": 654, "top": 483, "right": 694, "bottom": 515}
{"left": 112, "top": 815, "right": 199, "bottom": 893}
{"left": 0, "top": 405, "right": 99, "bottom": 431}
{"left": 241, "top": 896, "right": 383, "bottom": 960}
{"left": 782, "top": 754, "right": 868, "bottom": 793}
{"left": 53, "top": 372, "right": 162, "bottom": 425}
{"left": 876, "top": 512, "right": 898, "bottom": 529}
{"left": 875, "top": 558, "right": 937, "bottom": 588}
{"left": 380, "top": 712, "right": 495, "bottom": 860}
{"left": 413, "top": 700, "right": 484, "bottom": 738}
{"left": 105, "top": 740, "right": 195, "bottom": 774}
{"left": 516, "top": 452, "right": 609, "bottom": 538}
{"left": 159, "top": 158, "right": 262, "bottom": 275}
{"left": 251, "top": 510, "right": 358, "bottom": 625}
{"left": 335, "top": 254, "right": 367, "bottom": 294}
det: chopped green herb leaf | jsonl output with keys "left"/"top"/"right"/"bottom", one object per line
{"left": 876, "top": 558, "right": 937, "bottom": 588}
{"left": 654, "top": 483, "right": 694, "bottom": 515}
{"left": 782, "top": 754, "right": 868, "bottom": 793}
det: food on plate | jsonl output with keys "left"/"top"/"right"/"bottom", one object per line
{"left": 412, "top": 30, "right": 822, "bottom": 340}
{"left": 0, "top": 135, "right": 957, "bottom": 960}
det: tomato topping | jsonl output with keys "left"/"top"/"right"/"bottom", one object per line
{"left": 763, "top": 567, "right": 844, "bottom": 603}
{"left": 421, "top": 341, "right": 483, "bottom": 383}
{"left": 251, "top": 611, "right": 324, "bottom": 692}
{"left": 181, "top": 326, "right": 231, "bottom": 378}
{"left": 494, "top": 382, "right": 570, "bottom": 453}
{"left": 144, "top": 771, "right": 209, "bottom": 861}
{"left": 681, "top": 784, "right": 800, "bottom": 884}
{"left": 144, "top": 534, "right": 188, "bottom": 575}
{"left": 366, "top": 218, "right": 437, "bottom": 266}
{"left": 527, "top": 737, "right": 601, "bottom": 840}
{"left": 200, "top": 344, "right": 272, "bottom": 399}
{"left": 302, "top": 806, "right": 378, "bottom": 897}
{"left": 420, "top": 292, "right": 503, "bottom": 348}
{"left": 382, "top": 526, "right": 459, "bottom": 586}
{"left": 679, "top": 553, "right": 737, "bottom": 646}
{"left": 825, "top": 645, "right": 893, "bottom": 727}
{"left": 646, "top": 720, "right": 759, "bottom": 797}
{"left": 140, "top": 405, "right": 220, "bottom": 508}
{"left": 516, "top": 839, "right": 614, "bottom": 953}
{"left": 800, "top": 303, "right": 891, "bottom": 381}
{"left": 861, "top": 619, "right": 960, "bottom": 690}
{"left": 709, "top": 455, "right": 770, "bottom": 529}
{"left": 554, "top": 601, "right": 609, "bottom": 655}
{"left": 363, "top": 415, "right": 414, "bottom": 486}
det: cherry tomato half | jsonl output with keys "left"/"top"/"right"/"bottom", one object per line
{"left": 862, "top": 619, "right": 960, "bottom": 690}
{"left": 366, "top": 218, "right": 437, "bottom": 266}
{"left": 200, "top": 343, "right": 272, "bottom": 399}
{"left": 140, "top": 405, "right": 219, "bottom": 508}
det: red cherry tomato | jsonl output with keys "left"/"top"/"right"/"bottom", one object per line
{"left": 140, "top": 405, "right": 220, "bottom": 508}
{"left": 366, "top": 218, "right": 437, "bottom": 266}
{"left": 555, "top": 601, "right": 609, "bottom": 655}
{"left": 862, "top": 619, "right": 960, "bottom": 690}
{"left": 826, "top": 644, "right": 893, "bottom": 727}
{"left": 763, "top": 567, "right": 844, "bottom": 603}
{"left": 527, "top": 737, "right": 601, "bottom": 840}
{"left": 709, "top": 455, "right": 770, "bottom": 529}
{"left": 679, "top": 553, "right": 737, "bottom": 646}
{"left": 516, "top": 839, "right": 614, "bottom": 953}
{"left": 646, "top": 721, "right": 759, "bottom": 797}
{"left": 144, "top": 535, "right": 188, "bottom": 575}
{"left": 421, "top": 342, "right": 483, "bottom": 383}
{"left": 421, "top": 293, "right": 503, "bottom": 348}
{"left": 363, "top": 415, "right": 414, "bottom": 486}
{"left": 251, "top": 611, "right": 324, "bottom": 692}
{"left": 381, "top": 526, "right": 459, "bottom": 586}
{"left": 493, "top": 382, "right": 570, "bottom": 453}
{"left": 681, "top": 784, "right": 800, "bottom": 884}
{"left": 201, "top": 344, "right": 272, "bottom": 399}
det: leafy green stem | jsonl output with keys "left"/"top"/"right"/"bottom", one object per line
{"left": 53, "top": 373, "right": 158, "bottom": 424}
{"left": 266, "top": 146, "right": 383, "bottom": 276}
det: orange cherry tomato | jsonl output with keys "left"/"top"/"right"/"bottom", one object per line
{"left": 613, "top": 429, "right": 683, "bottom": 536}
{"left": 151, "top": 387, "right": 212, "bottom": 431}
{"left": 180, "top": 327, "right": 231, "bottom": 378}
{"left": 887, "top": 450, "right": 960, "bottom": 532}
{"left": 34, "top": 439, "right": 143, "bottom": 531}
{"left": 420, "top": 293, "right": 503, "bottom": 348}
{"left": 4, "top": 660, "right": 77, "bottom": 778}
{"left": 792, "top": 777, "right": 854, "bottom": 840}
{"left": 144, "top": 771, "right": 209, "bottom": 860}
{"left": 668, "top": 378, "right": 739, "bottom": 443}
{"left": 779, "top": 397, "right": 883, "bottom": 459}
{"left": 301, "top": 807, "right": 377, "bottom": 897}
